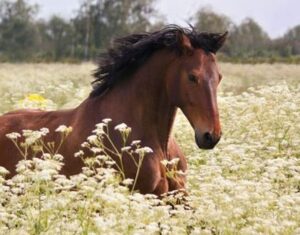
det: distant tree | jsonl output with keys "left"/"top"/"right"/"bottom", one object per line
{"left": 227, "top": 18, "right": 270, "bottom": 57}
{"left": 73, "top": 0, "right": 156, "bottom": 60}
{"left": 0, "top": 0, "right": 297, "bottom": 62}
{"left": 271, "top": 25, "right": 300, "bottom": 58}
{"left": 0, "top": 0, "right": 40, "bottom": 61}
{"left": 38, "top": 16, "right": 75, "bottom": 60}
{"left": 192, "top": 7, "right": 233, "bottom": 55}
{"left": 193, "top": 7, "right": 233, "bottom": 33}
{"left": 272, "top": 38, "right": 291, "bottom": 57}
{"left": 283, "top": 25, "right": 300, "bottom": 55}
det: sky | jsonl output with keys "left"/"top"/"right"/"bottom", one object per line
{"left": 29, "top": 0, "right": 300, "bottom": 38}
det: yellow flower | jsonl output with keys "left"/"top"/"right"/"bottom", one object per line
{"left": 27, "top": 93, "right": 46, "bottom": 102}
{"left": 16, "top": 93, "right": 56, "bottom": 110}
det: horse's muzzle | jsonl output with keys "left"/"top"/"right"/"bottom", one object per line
{"left": 194, "top": 130, "right": 221, "bottom": 149}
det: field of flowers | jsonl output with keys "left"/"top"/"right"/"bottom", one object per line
{"left": 0, "top": 63, "right": 299, "bottom": 234}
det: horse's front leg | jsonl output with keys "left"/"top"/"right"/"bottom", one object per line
{"left": 167, "top": 138, "right": 187, "bottom": 192}
{"left": 167, "top": 175, "right": 186, "bottom": 192}
{"left": 152, "top": 163, "right": 186, "bottom": 196}
{"left": 152, "top": 166, "right": 186, "bottom": 196}
{"left": 133, "top": 155, "right": 169, "bottom": 195}
{"left": 132, "top": 142, "right": 187, "bottom": 196}
{"left": 152, "top": 176, "right": 169, "bottom": 195}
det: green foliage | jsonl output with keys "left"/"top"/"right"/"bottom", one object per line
{"left": 0, "top": 0, "right": 156, "bottom": 61}
{"left": 227, "top": 18, "right": 270, "bottom": 57}
{"left": 0, "top": 1, "right": 299, "bottom": 62}
{"left": 193, "top": 7, "right": 299, "bottom": 63}
{"left": 37, "top": 16, "right": 75, "bottom": 61}
{"left": 70, "top": 0, "right": 155, "bottom": 59}
{"left": 193, "top": 6, "right": 233, "bottom": 33}
{"left": 0, "top": 0, "right": 40, "bottom": 61}
{"left": 272, "top": 25, "right": 300, "bottom": 57}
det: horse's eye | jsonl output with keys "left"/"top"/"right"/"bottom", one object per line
{"left": 188, "top": 74, "right": 197, "bottom": 83}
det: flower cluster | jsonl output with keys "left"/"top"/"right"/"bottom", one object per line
{"left": 0, "top": 63, "right": 299, "bottom": 234}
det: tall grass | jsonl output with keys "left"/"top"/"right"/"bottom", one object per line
{"left": 0, "top": 63, "right": 299, "bottom": 234}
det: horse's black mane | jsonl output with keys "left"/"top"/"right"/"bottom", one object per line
{"left": 90, "top": 25, "right": 226, "bottom": 97}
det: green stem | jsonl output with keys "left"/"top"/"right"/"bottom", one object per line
{"left": 131, "top": 154, "right": 144, "bottom": 194}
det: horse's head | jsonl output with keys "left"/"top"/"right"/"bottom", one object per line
{"left": 166, "top": 31, "right": 227, "bottom": 149}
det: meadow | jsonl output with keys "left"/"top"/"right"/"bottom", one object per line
{"left": 0, "top": 63, "right": 299, "bottom": 234}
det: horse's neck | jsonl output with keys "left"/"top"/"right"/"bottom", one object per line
{"left": 85, "top": 51, "right": 176, "bottom": 152}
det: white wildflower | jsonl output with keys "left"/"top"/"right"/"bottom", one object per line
{"left": 94, "top": 123, "right": 106, "bottom": 135}
{"left": 91, "top": 147, "right": 103, "bottom": 153}
{"left": 74, "top": 150, "right": 84, "bottom": 158}
{"left": 87, "top": 135, "right": 98, "bottom": 144}
{"left": 122, "top": 178, "right": 134, "bottom": 186}
{"left": 105, "top": 160, "right": 116, "bottom": 166}
{"left": 24, "top": 130, "right": 42, "bottom": 145}
{"left": 135, "top": 146, "right": 153, "bottom": 155}
{"left": 131, "top": 140, "right": 141, "bottom": 145}
{"left": 114, "top": 123, "right": 130, "bottom": 132}
{"left": 170, "top": 158, "right": 180, "bottom": 165}
{"left": 81, "top": 141, "right": 90, "bottom": 148}
{"left": 53, "top": 154, "right": 64, "bottom": 161}
{"left": 37, "top": 169, "right": 56, "bottom": 181}
{"left": 40, "top": 127, "right": 49, "bottom": 136}
{"left": 1, "top": 79, "right": 300, "bottom": 234}
{"left": 145, "top": 223, "right": 159, "bottom": 233}
{"left": 22, "top": 129, "right": 34, "bottom": 137}
{"left": 96, "top": 155, "right": 108, "bottom": 161}
{"left": 102, "top": 118, "right": 112, "bottom": 124}
{"left": 0, "top": 166, "right": 9, "bottom": 176}
{"left": 55, "top": 125, "right": 67, "bottom": 132}
{"left": 160, "top": 158, "right": 180, "bottom": 167}
{"left": 144, "top": 194, "right": 158, "bottom": 199}
{"left": 121, "top": 146, "right": 131, "bottom": 152}
{"left": 16, "top": 160, "right": 32, "bottom": 173}
{"left": 161, "top": 159, "right": 169, "bottom": 166}
{"left": 96, "top": 123, "right": 106, "bottom": 129}
{"left": 6, "top": 132, "right": 21, "bottom": 140}
{"left": 42, "top": 153, "right": 51, "bottom": 160}
{"left": 55, "top": 125, "right": 73, "bottom": 134}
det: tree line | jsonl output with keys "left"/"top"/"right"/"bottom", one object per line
{"left": 0, "top": 0, "right": 299, "bottom": 63}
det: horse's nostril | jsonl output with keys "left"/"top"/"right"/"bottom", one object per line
{"left": 195, "top": 130, "right": 220, "bottom": 149}
{"left": 204, "top": 132, "right": 213, "bottom": 143}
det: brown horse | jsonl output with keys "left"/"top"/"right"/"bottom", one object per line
{"left": 0, "top": 25, "right": 226, "bottom": 195}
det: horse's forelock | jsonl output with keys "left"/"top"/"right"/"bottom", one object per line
{"left": 189, "top": 31, "right": 228, "bottom": 54}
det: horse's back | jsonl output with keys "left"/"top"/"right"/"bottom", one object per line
{"left": 0, "top": 108, "right": 75, "bottom": 130}
{"left": 0, "top": 109, "right": 51, "bottom": 133}
{"left": 3, "top": 109, "right": 42, "bottom": 116}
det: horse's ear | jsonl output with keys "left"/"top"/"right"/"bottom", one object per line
{"left": 211, "top": 31, "right": 228, "bottom": 53}
{"left": 177, "top": 32, "right": 193, "bottom": 55}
